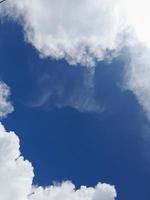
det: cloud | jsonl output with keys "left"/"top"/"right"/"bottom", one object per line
{"left": 123, "top": 43, "right": 150, "bottom": 119}
{"left": 0, "top": 123, "right": 33, "bottom": 200}
{"left": 0, "top": 82, "right": 14, "bottom": 118}
{"left": 1, "top": 0, "right": 150, "bottom": 117}
{"left": 119, "top": 0, "right": 150, "bottom": 119}
{"left": 30, "top": 182, "right": 116, "bottom": 200}
{"left": 0, "top": 122, "right": 117, "bottom": 200}
{"left": 0, "top": 0, "right": 124, "bottom": 66}
{"left": 28, "top": 59, "right": 124, "bottom": 114}
{"left": 30, "top": 67, "right": 103, "bottom": 114}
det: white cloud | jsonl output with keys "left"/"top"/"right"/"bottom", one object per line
{"left": 123, "top": 42, "right": 150, "bottom": 119}
{"left": 0, "top": 122, "right": 117, "bottom": 200}
{"left": 30, "top": 182, "right": 116, "bottom": 200}
{"left": 0, "top": 123, "right": 33, "bottom": 200}
{"left": 0, "top": 0, "right": 124, "bottom": 66}
{"left": 0, "top": 82, "right": 14, "bottom": 118}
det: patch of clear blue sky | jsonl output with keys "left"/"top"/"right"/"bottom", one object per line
{"left": 0, "top": 20, "right": 150, "bottom": 200}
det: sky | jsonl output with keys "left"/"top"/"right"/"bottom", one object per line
{"left": 0, "top": 0, "right": 150, "bottom": 200}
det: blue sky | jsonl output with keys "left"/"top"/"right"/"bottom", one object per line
{"left": 0, "top": 19, "right": 150, "bottom": 200}
{"left": 1, "top": 1, "right": 150, "bottom": 200}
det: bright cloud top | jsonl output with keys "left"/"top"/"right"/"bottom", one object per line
{"left": 0, "top": 82, "right": 14, "bottom": 118}
{"left": 2, "top": 0, "right": 150, "bottom": 66}
{"left": 1, "top": 0, "right": 150, "bottom": 117}
{"left": 0, "top": 122, "right": 117, "bottom": 200}
{"left": 121, "top": 0, "right": 150, "bottom": 46}
{"left": 0, "top": 0, "right": 124, "bottom": 66}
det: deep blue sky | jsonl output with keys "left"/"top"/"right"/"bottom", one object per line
{"left": 1, "top": 20, "right": 150, "bottom": 200}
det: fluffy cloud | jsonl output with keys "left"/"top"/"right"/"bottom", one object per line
{"left": 1, "top": 0, "right": 150, "bottom": 117}
{"left": 0, "top": 0, "right": 124, "bottom": 66}
{"left": 0, "top": 123, "right": 117, "bottom": 200}
{"left": 0, "top": 82, "right": 14, "bottom": 118}
{"left": 30, "top": 182, "right": 116, "bottom": 200}
{"left": 124, "top": 43, "right": 150, "bottom": 119}
{"left": 0, "top": 123, "right": 33, "bottom": 200}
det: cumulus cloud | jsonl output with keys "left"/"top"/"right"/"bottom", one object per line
{"left": 0, "top": 0, "right": 125, "bottom": 66}
{"left": 1, "top": 0, "right": 150, "bottom": 117}
{"left": 30, "top": 182, "right": 116, "bottom": 200}
{"left": 0, "top": 123, "right": 33, "bottom": 200}
{"left": 0, "top": 123, "right": 117, "bottom": 200}
{"left": 0, "top": 81, "right": 14, "bottom": 118}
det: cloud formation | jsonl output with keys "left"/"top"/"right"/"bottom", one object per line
{"left": 1, "top": 0, "right": 150, "bottom": 117}
{"left": 0, "top": 123, "right": 117, "bottom": 200}
{"left": 31, "top": 67, "right": 103, "bottom": 113}
{"left": 0, "top": 123, "right": 33, "bottom": 200}
{"left": 0, "top": 0, "right": 124, "bottom": 66}
{"left": 0, "top": 82, "right": 14, "bottom": 118}
{"left": 30, "top": 182, "right": 116, "bottom": 200}
{"left": 124, "top": 43, "right": 150, "bottom": 119}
